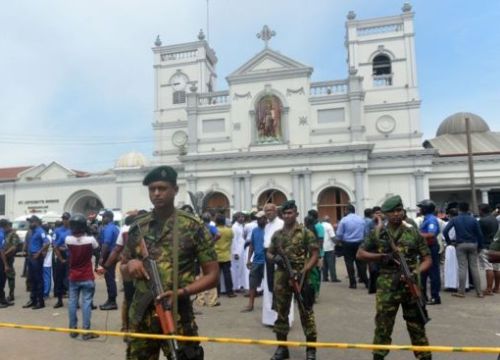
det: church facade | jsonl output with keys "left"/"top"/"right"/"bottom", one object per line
{"left": 1, "top": 4, "right": 499, "bottom": 222}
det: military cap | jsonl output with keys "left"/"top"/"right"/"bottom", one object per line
{"left": 381, "top": 195, "right": 404, "bottom": 212}
{"left": 281, "top": 200, "right": 297, "bottom": 211}
{"left": 61, "top": 211, "right": 71, "bottom": 220}
{"left": 0, "top": 219, "right": 9, "bottom": 227}
{"left": 101, "top": 210, "right": 114, "bottom": 220}
{"left": 142, "top": 166, "right": 177, "bottom": 186}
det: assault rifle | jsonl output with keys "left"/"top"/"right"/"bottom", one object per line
{"left": 276, "top": 246, "right": 307, "bottom": 314}
{"left": 389, "top": 240, "right": 430, "bottom": 325}
{"left": 140, "top": 238, "right": 180, "bottom": 360}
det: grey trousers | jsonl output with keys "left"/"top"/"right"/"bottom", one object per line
{"left": 456, "top": 242, "right": 481, "bottom": 295}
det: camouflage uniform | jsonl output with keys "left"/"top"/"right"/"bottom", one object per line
{"left": 268, "top": 224, "right": 319, "bottom": 338}
{"left": 361, "top": 225, "right": 431, "bottom": 360}
{"left": 4, "top": 230, "right": 21, "bottom": 297}
{"left": 123, "top": 209, "right": 217, "bottom": 360}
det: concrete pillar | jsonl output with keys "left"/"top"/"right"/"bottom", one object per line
{"left": 303, "top": 170, "right": 312, "bottom": 213}
{"left": 232, "top": 175, "right": 241, "bottom": 212}
{"left": 243, "top": 174, "right": 252, "bottom": 210}
{"left": 186, "top": 92, "right": 198, "bottom": 153}
{"left": 414, "top": 170, "right": 425, "bottom": 203}
{"left": 353, "top": 167, "right": 365, "bottom": 215}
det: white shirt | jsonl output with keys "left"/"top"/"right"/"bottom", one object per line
{"left": 244, "top": 221, "right": 258, "bottom": 244}
{"left": 322, "top": 221, "right": 336, "bottom": 252}
{"left": 231, "top": 222, "right": 245, "bottom": 255}
{"left": 43, "top": 234, "right": 53, "bottom": 267}
{"left": 116, "top": 224, "right": 130, "bottom": 247}
{"left": 264, "top": 217, "right": 284, "bottom": 248}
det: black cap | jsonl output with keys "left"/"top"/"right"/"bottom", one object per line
{"left": 27, "top": 215, "right": 42, "bottom": 223}
{"left": 62, "top": 212, "right": 71, "bottom": 220}
{"left": 0, "top": 219, "right": 9, "bottom": 228}
{"left": 142, "top": 166, "right": 177, "bottom": 186}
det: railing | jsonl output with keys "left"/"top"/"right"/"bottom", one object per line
{"left": 198, "top": 91, "right": 230, "bottom": 106}
{"left": 357, "top": 23, "right": 403, "bottom": 36}
{"left": 310, "top": 80, "right": 348, "bottom": 96}
{"left": 160, "top": 50, "right": 198, "bottom": 61}
{"left": 373, "top": 74, "right": 393, "bottom": 87}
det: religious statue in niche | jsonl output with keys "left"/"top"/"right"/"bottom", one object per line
{"left": 256, "top": 95, "right": 282, "bottom": 142}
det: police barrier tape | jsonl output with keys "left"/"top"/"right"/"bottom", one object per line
{"left": 1, "top": 322, "right": 500, "bottom": 354}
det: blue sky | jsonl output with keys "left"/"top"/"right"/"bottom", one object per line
{"left": 1, "top": 0, "right": 499, "bottom": 171}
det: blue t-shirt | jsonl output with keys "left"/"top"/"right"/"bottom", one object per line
{"left": 28, "top": 226, "right": 49, "bottom": 254}
{"left": 250, "top": 226, "right": 265, "bottom": 264}
{"left": 99, "top": 223, "right": 120, "bottom": 251}
{"left": 207, "top": 224, "right": 219, "bottom": 239}
{"left": 54, "top": 226, "right": 72, "bottom": 249}
{"left": 0, "top": 228, "right": 5, "bottom": 250}
{"left": 420, "top": 214, "right": 440, "bottom": 237}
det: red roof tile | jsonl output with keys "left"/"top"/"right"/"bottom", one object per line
{"left": 0, "top": 166, "right": 32, "bottom": 181}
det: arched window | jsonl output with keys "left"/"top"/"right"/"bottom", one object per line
{"left": 257, "top": 189, "right": 287, "bottom": 208}
{"left": 372, "top": 54, "right": 392, "bottom": 87}
{"left": 317, "top": 187, "right": 350, "bottom": 225}
{"left": 203, "top": 192, "right": 230, "bottom": 218}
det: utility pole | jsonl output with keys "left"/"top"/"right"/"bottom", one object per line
{"left": 465, "top": 117, "right": 478, "bottom": 214}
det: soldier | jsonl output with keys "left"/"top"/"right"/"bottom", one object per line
{"left": 267, "top": 200, "right": 319, "bottom": 360}
{"left": 121, "top": 166, "right": 219, "bottom": 360}
{"left": 356, "top": 195, "right": 432, "bottom": 360}
{"left": 1, "top": 220, "right": 21, "bottom": 302}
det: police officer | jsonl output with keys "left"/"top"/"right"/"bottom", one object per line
{"left": 98, "top": 210, "right": 120, "bottom": 310}
{"left": 121, "top": 165, "right": 219, "bottom": 360}
{"left": 357, "top": 195, "right": 432, "bottom": 360}
{"left": 0, "top": 219, "right": 12, "bottom": 307}
{"left": 53, "top": 212, "right": 72, "bottom": 308}
{"left": 417, "top": 200, "right": 441, "bottom": 305}
{"left": 267, "top": 200, "right": 319, "bottom": 360}
{"left": 1, "top": 220, "right": 21, "bottom": 302}
{"left": 23, "top": 215, "right": 49, "bottom": 309}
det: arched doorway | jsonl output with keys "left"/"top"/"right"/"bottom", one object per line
{"left": 64, "top": 190, "right": 104, "bottom": 216}
{"left": 257, "top": 189, "right": 287, "bottom": 208}
{"left": 203, "top": 192, "right": 230, "bottom": 218}
{"left": 317, "top": 187, "right": 350, "bottom": 225}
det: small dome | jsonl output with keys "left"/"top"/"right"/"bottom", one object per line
{"left": 115, "top": 152, "right": 150, "bottom": 169}
{"left": 436, "top": 112, "right": 490, "bottom": 137}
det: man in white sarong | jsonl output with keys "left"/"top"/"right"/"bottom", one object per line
{"left": 231, "top": 213, "right": 246, "bottom": 292}
{"left": 262, "top": 203, "right": 294, "bottom": 326}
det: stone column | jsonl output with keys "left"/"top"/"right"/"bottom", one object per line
{"left": 353, "top": 167, "right": 365, "bottom": 215}
{"left": 414, "top": 170, "right": 425, "bottom": 203}
{"left": 347, "top": 68, "right": 365, "bottom": 142}
{"left": 232, "top": 175, "right": 241, "bottom": 212}
{"left": 291, "top": 171, "right": 300, "bottom": 202}
{"left": 186, "top": 91, "right": 198, "bottom": 153}
{"left": 481, "top": 189, "right": 489, "bottom": 204}
{"left": 303, "top": 170, "right": 312, "bottom": 213}
{"left": 186, "top": 175, "right": 197, "bottom": 193}
{"left": 243, "top": 173, "right": 252, "bottom": 210}
{"left": 116, "top": 186, "right": 123, "bottom": 209}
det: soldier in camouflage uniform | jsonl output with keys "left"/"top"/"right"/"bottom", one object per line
{"left": 121, "top": 166, "right": 219, "bottom": 360}
{"left": 1, "top": 220, "right": 21, "bottom": 302}
{"left": 357, "top": 195, "right": 432, "bottom": 360}
{"left": 267, "top": 200, "right": 320, "bottom": 360}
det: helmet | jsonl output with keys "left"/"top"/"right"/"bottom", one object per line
{"left": 417, "top": 199, "right": 436, "bottom": 215}
{"left": 69, "top": 213, "right": 87, "bottom": 234}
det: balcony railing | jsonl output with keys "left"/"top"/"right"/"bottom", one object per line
{"left": 310, "top": 80, "right": 348, "bottom": 96}
{"left": 357, "top": 23, "right": 403, "bottom": 36}
{"left": 373, "top": 74, "right": 393, "bottom": 87}
{"left": 160, "top": 50, "right": 198, "bottom": 61}
{"left": 198, "top": 91, "right": 230, "bottom": 106}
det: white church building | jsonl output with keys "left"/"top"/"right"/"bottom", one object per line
{"left": 1, "top": 4, "right": 499, "bottom": 222}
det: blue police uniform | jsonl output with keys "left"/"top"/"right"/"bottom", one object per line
{"left": 28, "top": 226, "right": 49, "bottom": 306}
{"left": 420, "top": 214, "right": 441, "bottom": 303}
{"left": 100, "top": 223, "right": 119, "bottom": 304}
{"left": 53, "top": 226, "right": 71, "bottom": 302}
{"left": 0, "top": 229, "right": 6, "bottom": 302}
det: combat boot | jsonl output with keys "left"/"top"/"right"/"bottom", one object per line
{"left": 270, "top": 334, "right": 289, "bottom": 360}
{"left": 53, "top": 298, "right": 64, "bottom": 308}
{"left": 373, "top": 354, "right": 385, "bottom": 360}
{"left": 7, "top": 289, "right": 14, "bottom": 302}
{"left": 306, "top": 336, "right": 316, "bottom": 360}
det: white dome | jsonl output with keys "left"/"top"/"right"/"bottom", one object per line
{"left": 115, "top": 152, "right": 150, "bottom": 168}
{"left": 436, "top": 112, "right": 490, "bottom": 137}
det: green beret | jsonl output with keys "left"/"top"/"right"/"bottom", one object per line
{"left": 281, "top": 200, "right": 297, "bottom": 211}
{"left": 142, "top": 166, "right": 177, "bottom": 186}
{"left": 381, "top": 195, "right": 403, "bottom": 212}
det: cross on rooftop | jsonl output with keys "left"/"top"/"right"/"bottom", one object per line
{"left": 257, "top": 25, "right": 276, "bottom": 48}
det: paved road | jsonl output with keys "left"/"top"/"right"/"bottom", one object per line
{"left": 0, "top": 259, "right": 499, "bottom": 359}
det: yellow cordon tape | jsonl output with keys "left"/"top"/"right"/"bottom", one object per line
{"left": 0, "top": 322, "right": 499, "bottom": 354}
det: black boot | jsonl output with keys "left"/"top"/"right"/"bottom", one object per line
{"left": 0, "top": 297, "right": 13, "bottom": 307}
{"left": 23, "top": 300, "right": 35, "bottom": 308}
{"left": 270, "top": 334, "right": 289, "bottom": 360}
{"left": 53, "top": 298, "right": 63, "bottom": 308}
{"left": 7, "top": 289, "right": 14, "bottom": 302}
{"left": 373, "top": 354, "right": 385, "bottom": 360}
{"left": 100, "top": 300, "right": 118, "bottom": 310}
{"left": 306, "top": 336, "right": 316, "bottom": 360}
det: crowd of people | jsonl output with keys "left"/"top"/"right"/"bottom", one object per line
{"left": 1, "top": 165, "right": 500, "bottom": 360}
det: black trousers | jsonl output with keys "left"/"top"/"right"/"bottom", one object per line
{"left": 343, "top": 241, "right": 368, "bottom": 287}
{"left": 28, "top": 256, "right": 44, "bottom": 303}
{"left": 53, "top": 258, "right": 68, "bottom": 299}
{"left": 218, "top": 261, "right": 233, "bottom": 294}
{"left": 0, "top": 258, "right": 6, "bottom": 299}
